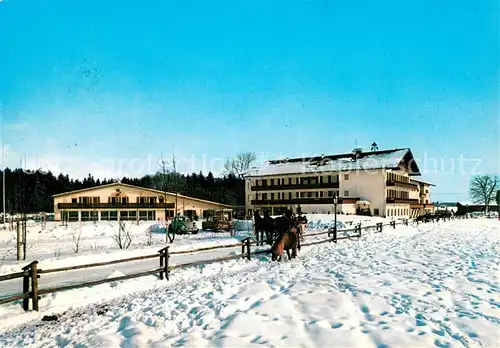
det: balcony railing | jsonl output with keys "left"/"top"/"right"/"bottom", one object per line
{"left": 386, "top": 180, "right": 418, "bottom": 189}
{"left": 58, "top": 203, "right": 175, "bottom": 209}
{"left": 251, "top": 197, "right": 358, "bottom": 206}
{"left": 410, "top": 203, "right": 434, "bottom": 208}
{"left": 251, "top": 181, "right": 340, "bottom": 191}
{"left": 386, "top": 198, "right": 419, "bottom": 204}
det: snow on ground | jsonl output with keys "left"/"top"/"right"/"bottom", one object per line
{"left": 1, "top": 218, "right": 499, "bottom": 347}
{"left": 0, "top": 220, "right": 251, "bottom": 275}
{"left": 0, "top": 214, "right": 372, "bottom": 301}
{"left": 0, "top": 214, "right": 381, "bottom": 276}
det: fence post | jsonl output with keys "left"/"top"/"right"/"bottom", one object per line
{"left": 158, "top": 247, "right": 165, "bottom": 280}
{"left": 246, "top": 238, "right": 251, "bottom": 260}
{"left": 31, "top": 261, "right": 39, "bottom": 311}
{"left": 21, "top": 265, "right": 30, "bottom": 311}
{"left": 21, "top": 261, "right": 38, "bottom": 311}
{"left": 357, "top": 223, "right": 362, "bottom": 237}
{"left": 165, "top": 246, "right": 170, "bottom": 281}
{"left": 391, "top": 220, "right": 396, "bottom": 229}
{"left": 16, "top": 221, "right": 21, "bottom": 261}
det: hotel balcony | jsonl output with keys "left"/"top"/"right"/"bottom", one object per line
{"left": 251, "top": 181, "right": 340, "bottom": 191}
{"left": 386, "top": 198, "right": 419, "bottom": 204}
{"left": 386, "top": 180, "right": 418, "bottom": 189}
{"left": 57, "top": 203, "right": 175, "bottom": 210}
{"left": 251, "top": 197, "right": 358, "bottom": 206}
{"left": 410, "top": 202, "right": 434, "bottom": 209}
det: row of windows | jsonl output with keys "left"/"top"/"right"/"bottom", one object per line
{"left": 255, "top": 174, "right": 349, "bottom": 187}
{"left": 72, "top": 196, "right": 165, "bottom": 204}
{"left": 255, "top": 190, "right": 351, "bottom": 200}
{"left": 387, "top": 208, "right": 409, "bottom": 217}
{"left": 387, "top": 189, "right": 409, "bottom": 199}
{"left": 62, "top": 210, "right": 159, "bottom": 221}
{"left": 386, "top": 172, "right": 409, "bottom": 183}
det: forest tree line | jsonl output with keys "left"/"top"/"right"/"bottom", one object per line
{"left": 0, "top": 152, "right": 256, "bottom": 214}
{"left": 0, "top": 169, "right": 245, "bottom": 214}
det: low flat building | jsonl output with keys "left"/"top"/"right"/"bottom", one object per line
{"left": 52, "top": 182, "right": 232, "bottom": 222}
{"left": 243, "top": 147, "right": 435, "bottom": 218}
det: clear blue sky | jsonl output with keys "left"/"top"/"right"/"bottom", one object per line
{"left": 1, "top": 0, "right": 498, "bottom": 202}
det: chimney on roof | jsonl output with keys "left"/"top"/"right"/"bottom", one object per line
{"left": 352, "top": 148, "right": 363, "bottom": 161}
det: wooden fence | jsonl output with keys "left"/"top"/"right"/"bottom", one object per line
{"left": 0, "top": 215, "right": 459, "bottom": 312}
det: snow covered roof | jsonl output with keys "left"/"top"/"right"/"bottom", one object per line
{"left": 244, "top": 148, "right": 421, "bottom": 178}
{"left": 51, "top": 182, "right": 233, "bottom": 208}
{"left": 410, "top": 178, "right": 435, "bottom": 186}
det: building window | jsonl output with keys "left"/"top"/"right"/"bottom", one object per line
{"left": 289, "top": 192, "right": 292, "bottom": 199}
{"left": 68, "top": 211, "right": 79, "bottom": 222}
{"left": 71, "top": 198, "right": 77, "bottom": 203}
{"left": 270, "top": 193, "right": 275, "bottom": 200}
{"left": 344, "top": 190, "right": 349, "bottom": 196}
{"left": 262, "top": 193, "right": 268, "bottom": 200}
{"left": 320, "top": 191, "right": 324, "bottom": 198}
{"left": 81, "top": 211, "right": 90, "bottom": 221}
{"left": 344, "top": 174, "right": 349, "bottom": 180}
{"left": 109, "top": 210, "right": 118, "bottom": 221}
{"left": 328, "top": 190, "right": 334, "bottom": 197}
{"left": 296, "top": 192, "right": 299, "bottom": 198}
{"left": 328, "top": 175, "right": 332, "bottom": 183}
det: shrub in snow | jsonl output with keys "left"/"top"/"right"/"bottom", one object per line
{"left": 71, "top": 224, "right": 83, "bottom": 254}
{"left": 113, "top": 221, "right": 133, "bottom": 250}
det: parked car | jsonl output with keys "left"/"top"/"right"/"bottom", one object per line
{"left": 168, "top": 216, "right": 199, "bottom": 235}
{"left": 202, "top": 209, "right": 233, "bottom": 232}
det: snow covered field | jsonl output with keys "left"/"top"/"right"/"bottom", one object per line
{"left": 0, "top": 214, "right": 381, "bottom": 276}
{"left": 0, "top": 214, "right": 379, "bottom": 303}
{"left": 0, "top": 218, "right": 498, "bottom": 347}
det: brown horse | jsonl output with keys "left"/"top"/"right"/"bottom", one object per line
{"left": 271, "top": 227, "right": 299, "bottom": 261}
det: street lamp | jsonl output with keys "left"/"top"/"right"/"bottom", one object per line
{"left": 328, "top": 193, "right": 338, "bottom": 242}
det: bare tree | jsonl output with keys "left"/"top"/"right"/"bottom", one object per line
{"left": 154, "top": 150, "right": 185, "bottom": 243}
{"left": 469, "top": 174, "right": 499, "bottom": 213}
{"left": 223, "top": 152, "right": 256, "bottom": 177}
{"left": 145, "top": 225, "right": 154, "bottom": 246}
{"left": 113, "top": 220, "right": 133, "bottom": 249}
{"left": 71, "top": 223, "right": 83, "bottom": 253}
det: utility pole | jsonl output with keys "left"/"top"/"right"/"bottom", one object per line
{"left": 1, "top": 98, "right": 5, "bottom": 226}
{"left": 172, "top": 148, "right": 179, "bottom": 217}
